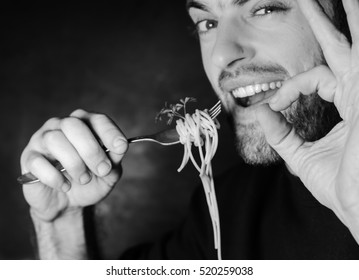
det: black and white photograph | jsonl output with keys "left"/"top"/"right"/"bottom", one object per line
{"left": 1, "top": 0, "right": 359, "bottom": 274}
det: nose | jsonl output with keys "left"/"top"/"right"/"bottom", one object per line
{"left": 211, "top": 19, "right": 253, "bottom": 70}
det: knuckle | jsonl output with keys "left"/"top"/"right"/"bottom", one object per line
{"left": 25, "top": 153, "right": 43, "bottom": 172}
{"left": 27, "top": 131, "right": 45, "bottom": 152}
{"left": 60, "top": 116, "right": 83, "bottom": 131}
{"left": 48, "top": 116, "right": 61, "bottom": 123}
{"left": 42, "top": 130, "right": 63, "bottom": 146}
{"left": 23, "top": 119, "right": 62, "bottom": 152}
{"left": 20, "top": 141, "right": 36, "bottom": 165}
{"left": 70, "top": 108, "right": 88, "bottom": 117}
{"left": 20, "top": 151, "right": 28, "bottom": 168}
{"left": 90, "top": 113, "right": 109, "bottom": 124}
{"left": 43, "top": 117, "right": 61, "bottom": 129}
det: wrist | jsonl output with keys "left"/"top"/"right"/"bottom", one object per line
{"left": 30, "top": 205, "right": 83, "bottom": 223}
{"left": 30, "top": 207, "right": 87, "bottom": 259}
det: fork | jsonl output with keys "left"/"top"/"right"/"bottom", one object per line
{"left": 17, "top": 101, "right": 221, "bottom": 185}
{"left": 128, "top": 100, "right": 221, "bottom": 145}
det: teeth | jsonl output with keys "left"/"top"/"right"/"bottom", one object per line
{"left": 232, "top": 81, "right": 282, "bottom": 99}
{"left": 237, "top": 87, "right": 247, "bottom": 98}
{"left": 245, "top": 85, "right": 255, "bottom": 96}
{"left": 261, "top": 83, "right": 269, "bottom": 92}
{"left": 254, "top": 84, "right": 262, "bottom": 93}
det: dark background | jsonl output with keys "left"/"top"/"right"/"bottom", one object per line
{"left": 0, "top": 3, "right": 240, "bottom": 259}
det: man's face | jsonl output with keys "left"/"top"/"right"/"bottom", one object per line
{"left": 188, "top": 0, "right": 337, "bottom": 164}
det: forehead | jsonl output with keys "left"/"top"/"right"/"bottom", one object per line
{"left": 187, "top": 0, "right": 243, "bottom": 9}
{"left": 186, "top": 0, "right": 311, "bottom": 12}
{"left": 186, "top": 0, "right": 266, "bottom": 11}
{"left": 186, "top": 0, "right": 334, "bottom": 14}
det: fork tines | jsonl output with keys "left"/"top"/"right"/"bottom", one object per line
{"left": 209, "top": 100, "right": 221, "bottom": 119}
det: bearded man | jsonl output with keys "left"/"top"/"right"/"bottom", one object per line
{"left": 19, "top": 0, "right": 359, "bottom": 259}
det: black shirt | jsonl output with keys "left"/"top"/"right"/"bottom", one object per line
{"left": 121, "top": 162, "right": 359, "bottom": 259}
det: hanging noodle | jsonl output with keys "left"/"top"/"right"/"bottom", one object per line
{"left": 175, "top": 109, "right": 222, "bottom": 260}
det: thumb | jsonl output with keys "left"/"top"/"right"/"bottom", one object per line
{"left": 255, "top": 104, "right": 305, "bottom": 176}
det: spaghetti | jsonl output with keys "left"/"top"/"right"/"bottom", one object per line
{"left": 176, "top": 109, "right": 222, "bottom": 260}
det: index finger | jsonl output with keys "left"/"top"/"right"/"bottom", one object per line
{"left": 70, "top": 109, "right": 128, "bottom": 163}
{"left": 297, "top": 0, "right": 351, "bottom": 75}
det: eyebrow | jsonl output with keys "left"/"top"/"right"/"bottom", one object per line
{"left": 186, "top": 0, "right": 252, "bottom": 13}
{"left": 186, "top": 0, "right": 209, "bottom": 12}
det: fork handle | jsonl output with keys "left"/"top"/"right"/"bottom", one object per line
{"left": 16, "top": 136, "right": 167, "bottom": 185}
{"left": 18, "top": 146, "right": 112, "bottom": 185}
{"left": 18, "top": 160, "right": 69, "bottom": 185}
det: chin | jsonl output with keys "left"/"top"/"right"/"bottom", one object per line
{"left": 233, "top": 121, "right": 282, "bottom": 166}
{"left": 230, "top": 93, "right": 341, "bottom": 166}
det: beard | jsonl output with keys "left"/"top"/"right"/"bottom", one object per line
{"left": 219, "top": 61, "right": 341, "bottom": 166}
{"left": 226, "top": 93, "right": 341, "bottom": 165}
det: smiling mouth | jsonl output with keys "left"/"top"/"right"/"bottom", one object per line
{"left": 231, "top": 80, "right": 283, "bottom": 107}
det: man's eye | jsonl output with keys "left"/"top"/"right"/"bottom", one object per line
{"left": 252, "top": 4, "right": 288, "bottom": 17}
{"left": 195, "top": 19, "right": 218, "bottom": 35}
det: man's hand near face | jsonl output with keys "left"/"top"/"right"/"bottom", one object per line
{"left": 256, "top": 0, "right": 359, "bottom": 243}
{"left": 20, "top": 109, "right": 128, "bottom": 259}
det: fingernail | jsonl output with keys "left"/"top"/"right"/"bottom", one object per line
{"left": 61, "top": 181, "right": 71, "bottom": 193}
{"left": 113, "top": 137, "right": 127, "bottom": 153}
{"left": 97, "top": 161, "right": 111, "bottom": 176}
{"left": 79, "top": 172, "right": 92, "bottom": 185}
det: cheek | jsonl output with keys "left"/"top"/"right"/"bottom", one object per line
{"left": 252, "top": 20, "right": 323, "bottom": 76}
{"left": 279, "top": 31, "right": 322, "bottom": 74}
{"left": 201, "top": 44, "right": 221, "bottom": 92}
